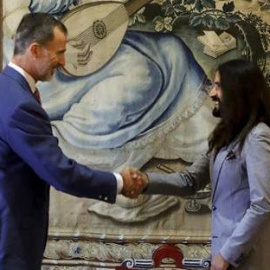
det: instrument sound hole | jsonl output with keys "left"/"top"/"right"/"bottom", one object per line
{"left": 93, "top": 20, "right": 107, "bottom": 39}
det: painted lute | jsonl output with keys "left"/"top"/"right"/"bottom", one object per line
{"left": 59, "top": 0, "right": 151, "bottom": 77}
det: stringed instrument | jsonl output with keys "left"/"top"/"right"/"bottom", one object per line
{"left": 59, "top": 0, "right": 151, "bottom": 77}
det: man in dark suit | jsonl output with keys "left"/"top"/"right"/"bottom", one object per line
{"left": 0, "top": 12, "right": 145, "bottom": 269}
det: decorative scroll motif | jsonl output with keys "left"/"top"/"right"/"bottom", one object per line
{"left": 42, "top": 240, "right": 211, "bottom": 268}
{"left": 119, "top": 258, "right": 154, "bottom": 268}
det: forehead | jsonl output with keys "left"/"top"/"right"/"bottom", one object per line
{"left": 214, "top": 71, "right": 221, "bottom": 81}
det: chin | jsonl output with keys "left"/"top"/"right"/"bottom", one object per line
{"left": 43, "top": 74, "right": 53, "bottom": 82}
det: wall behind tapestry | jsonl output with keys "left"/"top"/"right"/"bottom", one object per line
{"left": 2, "top": 0, "right": 270, "bottom": 269}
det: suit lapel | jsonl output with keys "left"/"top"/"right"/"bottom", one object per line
{"left": 2, "top": 66, "right": 32, "bottom": 94}
{"left": 209, "top": 150, "right": 215, "bottom": 181}
{"left": 211, "top": 150, "right": 226, "bottom": 204}
{"left": 210, "top": 147, "right": 235, "bottom": 203}
{"left": 211, "top": 144, "right": 238, "bottom": 203}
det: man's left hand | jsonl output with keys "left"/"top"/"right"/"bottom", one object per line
{"left": 211, "top": 254, "right": 230, "bottom": 270}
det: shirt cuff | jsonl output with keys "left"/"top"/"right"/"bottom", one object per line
{"left": 113, "top": 173, "right": 123, "bottom": 194}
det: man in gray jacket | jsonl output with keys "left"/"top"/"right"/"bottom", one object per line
{"left": 132, "top": 59, "right": 270, "bottom": 270}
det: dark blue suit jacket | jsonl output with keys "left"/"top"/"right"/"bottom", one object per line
{"left": 0, "top": 66, "right": 117, "bottom": 269}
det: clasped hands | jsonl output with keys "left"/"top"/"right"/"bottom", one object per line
{"left": 120, "top": 167, "right": 148, "bottom": 199}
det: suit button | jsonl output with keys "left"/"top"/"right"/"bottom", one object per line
{"left": 104, "top": 196, "right": 108, "bottom": 201}
{"left": 212, "top": 205, "right": 217, "bottom": 211}
{"left": 99, "top": 195, "right": 102, "bottom": 199}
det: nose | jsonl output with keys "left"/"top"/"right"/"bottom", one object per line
{"left": 209, "top": 84, "right": 217, "bottom": 98}
{"left": 58, "top": 54, "right": 66, "bottom": 67}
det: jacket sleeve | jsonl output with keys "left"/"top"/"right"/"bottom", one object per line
{"left": 220, "top": 125, "right": 270, "bottom": 267}
{"left": 5, "top": 100, "right": 117, "bottom": 203}
{"left": 144, "top": 153, "right": 210, "bottom": 196}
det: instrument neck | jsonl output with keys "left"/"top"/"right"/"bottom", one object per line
{"left": 125, "top": 0, "right": 151, "bottom": 16}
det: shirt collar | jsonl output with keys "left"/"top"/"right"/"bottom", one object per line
{"left": 8, "top": 62, "right": 36, "bottom": 94}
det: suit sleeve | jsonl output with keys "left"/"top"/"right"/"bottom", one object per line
{"left": 220, "top": 127, "right": 270, "bottom": 267}
{"left": 144, "top": 153, "right": 210, "bottom": 196}
{"left": 6, "top": 101, "right": 117, "bottom": 203}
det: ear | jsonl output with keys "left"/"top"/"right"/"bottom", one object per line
{"left": 29, "top": 42, "right": 42, "bottom": 59}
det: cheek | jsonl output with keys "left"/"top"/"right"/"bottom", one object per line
{"left": 48, "top": 55, "right": 56, "bottom": 63}
{"left": 209, "top": 87, "right": 217, "bottom": 97}
{"left": 44, "top": 51, "right": 57, "bottom": 65}
{"left": 217, "top": 90, "right": 223, "bottom": 100}
{"left": 51, "top": 56, "right": 60, "bottom": 66}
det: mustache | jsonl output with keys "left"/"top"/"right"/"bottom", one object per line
{"left": 211, "top": 96, "right": 221, "bottom": 102}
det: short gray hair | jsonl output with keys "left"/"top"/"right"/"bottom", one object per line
{"left": 14, "top": 12, "right": 68, "bottom": 55}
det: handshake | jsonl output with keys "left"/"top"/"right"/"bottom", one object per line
{"left": 120, "top": 167, "right": 149, "bottom": 199}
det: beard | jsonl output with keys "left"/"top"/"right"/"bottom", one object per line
{"left": 212, "top": 106, "right": 221, "bottom": 117}
{"left": 38, "top": 64, "right": 55, "bottom": 82}
{"left": 42, "top": 68, "right": 54, "bottom": 81}
{"left": 212, "top": 98, "right": 222, "bottom": 118}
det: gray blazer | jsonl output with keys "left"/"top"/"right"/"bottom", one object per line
{"left": 145, "top": 122, "right": 270, "bottom": 270}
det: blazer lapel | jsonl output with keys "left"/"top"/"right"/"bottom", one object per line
{"left": 209, "top": 150, "right": 215, "bottom": 182}
{"left": 211, "top": 147, "right": 236, "bottom": 203}
{"left": 210, "top": 140, "right": 238, "bottom": 203}
{"left": 2, "top": 66, "right": 32, "bottom": 94}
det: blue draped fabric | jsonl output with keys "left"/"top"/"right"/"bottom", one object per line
{"left": 3, "top": 0, "right": 214, "bottom": 170}
{"left": 40, "top": 30, "right": 208, "bottom": 149}
{"left": 29, "top": 0, "right": 74, "bottom": 15}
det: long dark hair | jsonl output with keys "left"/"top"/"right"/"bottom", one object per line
{"left": 208, "top": 59, "right": 270, "bottom": 154}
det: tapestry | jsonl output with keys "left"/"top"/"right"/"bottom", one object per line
{"left": 2, "top": 0, "right": 270, "bottom": 268}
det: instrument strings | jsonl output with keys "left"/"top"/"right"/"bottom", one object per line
{"left": 71, "top": 5, "right": 127, "bottom": 47}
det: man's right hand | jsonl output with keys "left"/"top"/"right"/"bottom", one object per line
{"left": 120, "top": 167, "right": 148, "bottom": 199}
